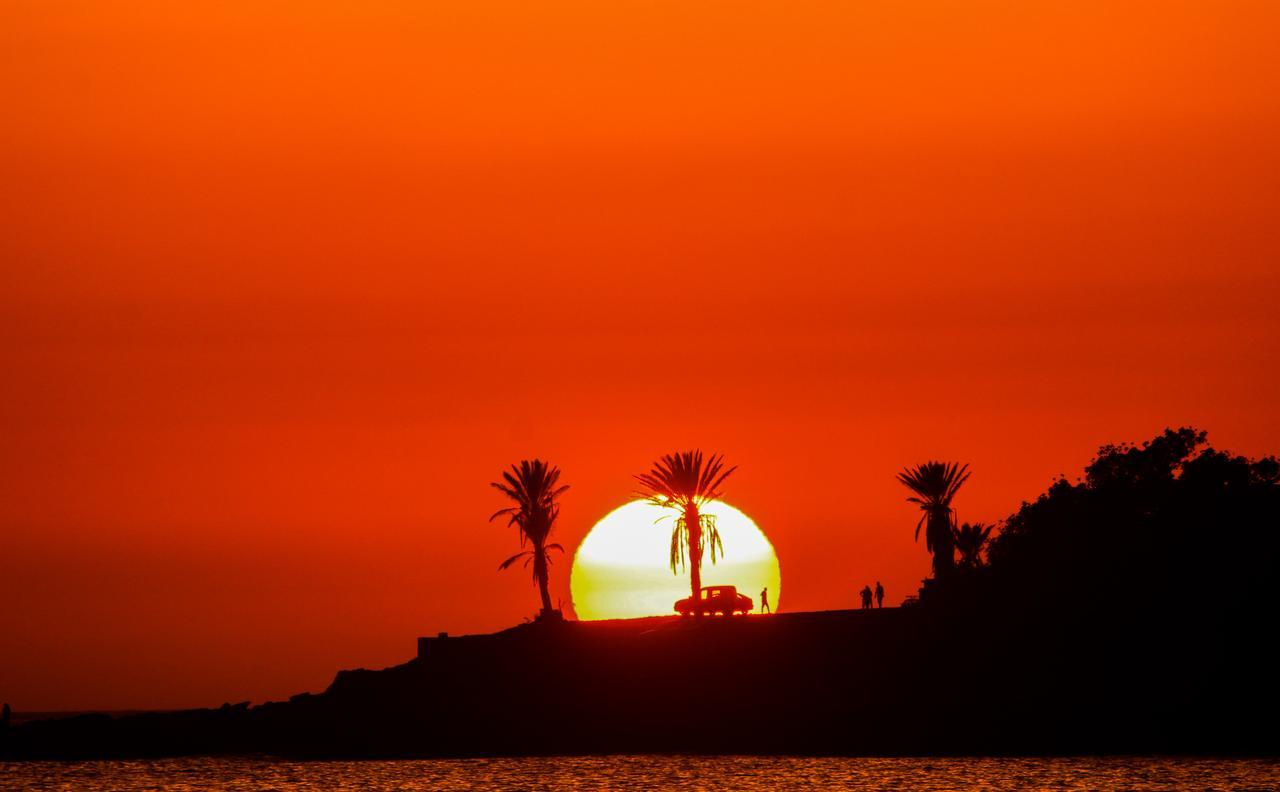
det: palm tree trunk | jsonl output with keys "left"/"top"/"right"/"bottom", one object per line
{"left": 930, "top": 511, "right": 955, "bottom": 579}
{"left": 533, "top": 544, "right": 554, "bottom": 615}
{"left": 686, "top": 505, "right": 702, "bottom": 606}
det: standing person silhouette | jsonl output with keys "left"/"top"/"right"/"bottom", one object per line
{"left": 760, "top": 587, "right": 771, "bottom": 614}
{"left": 860, "top": 585, "right": 872, "bottom": 609}
{"left": 875, "top": 581, "right": 884, "bottom": 609}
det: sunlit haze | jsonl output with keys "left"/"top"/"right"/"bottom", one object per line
{"left": 571, "top": 500, "right": 780, "bottom": 620}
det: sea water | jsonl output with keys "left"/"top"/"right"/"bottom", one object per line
{"left": 3, "top": 755, "right": 1278, "bottom": 790}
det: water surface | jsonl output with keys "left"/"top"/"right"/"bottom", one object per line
{"left": 4, "top": 756, "right": 1278, "bottom": 790}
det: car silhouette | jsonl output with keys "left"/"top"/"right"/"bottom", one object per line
{"left": 674, "top": 585, "right": 754, "bottom": 616}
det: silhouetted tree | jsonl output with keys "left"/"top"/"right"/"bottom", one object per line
{"left": 897, "top": 461, "right": 969, "bottom": 579}
{"left": 970, "top": 427, "right": 1280, "bottom": 745}
{"left": 635, "top": 450, "right": 737, "bottom": 604}
{"left": 986, "top": 428, "right": 1280, "bottom": 617}
{"left": 490, "top": 459, "right": 568, "bottom": 617}
{"left": 953, "top": 521, "right": 994, "bottom": 570}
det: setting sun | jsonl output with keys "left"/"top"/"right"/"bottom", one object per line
{"left": 570, "top": 500, "right": 781, "bottom": 620}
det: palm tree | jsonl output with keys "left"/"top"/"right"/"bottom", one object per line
{"left": 953, "top": 521, "right": 994, "bottom": 570}
{"left": 635, "top": 450, "right": 737, "bottom": 604}
{"left": 490, "top": 459, "right": 568, "bottom": 617}
{"left": 897, "top": 461, "right": 970, "bottom": 579}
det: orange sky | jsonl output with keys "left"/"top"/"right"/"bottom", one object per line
{"left": 2, "top": 0, "right": 1278, "bottom": 711}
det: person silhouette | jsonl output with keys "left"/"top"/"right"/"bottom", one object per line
{"left": 875, "top": 581, "right": 884, "bottom": 609}
{"left": 860, "top": 585, "right": 872, "bottom": 609}
{"left": 760, "top": 587, "right": 771, "bottom": 614}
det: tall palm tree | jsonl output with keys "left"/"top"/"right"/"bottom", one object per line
{"left": 490, "top": 459, "right": 568, "bottom": 617}
{"left": 897, "top": 461, "right": 970, "bottom": 579}
{"left": 953, "top": 521, "right": 994, "bottom": 570}
{"left": 635, "top": 450, "right": 737, "bottom": 604}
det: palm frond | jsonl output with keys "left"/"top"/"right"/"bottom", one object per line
{"left": 498, "top": 551, "right": 532, "bottom": 570}
{"left": 488, "top": 505, "right": 518, "bottom": 524}
{"left": 635, "top": 450, "right": 736, "bottom": 504}
{"left": 703, "top": 514, "right": 724, "bottom": 564}
{"left": 897, "top": 461, "right": 968, "bottom": 499}
{"left": 490, "top": 459, "right": 568, "bottom": 594}
{"left": 900, "top": 461, "right": 970, "bottom": 524}
{"left": 953, "top": 520, "right": 995, "bottom": 567}
{"left": 637, "top": 450, "right": 738, "bottom": 580}
{"left": 669, "top": 517, "right": 689, "bottom": 574}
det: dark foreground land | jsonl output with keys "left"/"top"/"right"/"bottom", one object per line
{"left": 2, "top": 600, "right": 1274, "bottom": 759}
{"left": 4, "top": 428, "right": 1278, "bottom": 758}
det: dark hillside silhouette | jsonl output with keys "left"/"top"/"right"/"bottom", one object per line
{"left": 4, "top": 428, "right": 1277, "bottom": 759}
{"left": 975, "top": 427, "right": 1279, "bottom": 626}
{"left": 933, "top": 428, "right": 1280, "bottom": 752}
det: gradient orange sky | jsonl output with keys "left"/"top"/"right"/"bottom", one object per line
{"left": 2, "top": 1, "right": 1278, "bottom": 711}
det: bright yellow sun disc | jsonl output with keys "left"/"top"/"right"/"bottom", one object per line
{"left": 570, "top": 500, "right": 781, "bottom": 620}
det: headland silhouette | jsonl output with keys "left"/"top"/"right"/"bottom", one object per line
{"left": 3, "top": 428, "right": 1276, "bottom": 759}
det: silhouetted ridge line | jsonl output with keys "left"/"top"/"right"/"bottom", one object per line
{"left": 4, "top": 427, "right": 1275, "bottom": 759}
